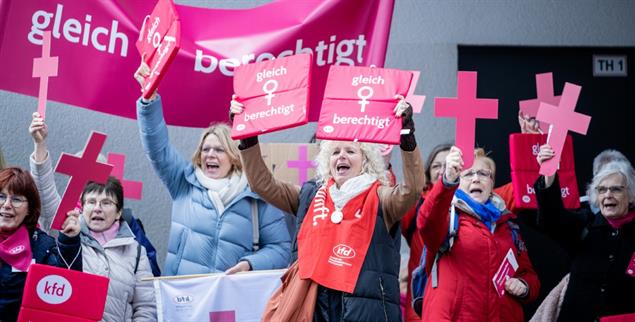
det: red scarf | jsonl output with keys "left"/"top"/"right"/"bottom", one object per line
{"left": 606, "top": 210, "right": 635, "bottom": 229}
{"left": 0, "top": 225, "right": 33, "bottom": 271}
{"left": 298, "top": 179, "right": 380, "bottom": 293}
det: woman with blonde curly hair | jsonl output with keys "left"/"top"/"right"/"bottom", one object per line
{"left": 231, "top": 96, "right": 424, "bottom": 321}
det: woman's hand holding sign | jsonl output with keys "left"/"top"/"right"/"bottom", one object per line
{"left": 536, "top": 144, "right": 556, "bottom": 188}
{"left": 134, "top": 58, "right": 157, "bottom": 101}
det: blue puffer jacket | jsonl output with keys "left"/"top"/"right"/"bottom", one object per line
{"left": 137, "top": 96, "right": 291, "bottom": 276}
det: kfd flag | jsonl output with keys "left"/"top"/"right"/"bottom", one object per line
{"left": 509, "top": 133, "right": 580, "bottom": 209}
{"left": 154, "top": 270, "right": 284, "bottom": 322}
{"left": 18, "top": 264, "right": 109, "bottom": 322}
{"left": 136, "top": 0, "right": 181, "bottom": 99}
{"left": 232, "top": 54, "right": 311, "bottom": 139}
{"left": 316, "top": 66, "right": 413, "bottom": 144}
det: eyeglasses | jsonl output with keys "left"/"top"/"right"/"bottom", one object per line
{"left": 83, "top": 198, "right": 118, "bottom": 210}
{"left": 0, "top": 193, "right": 28, "bottom": 208}
{"left": 596, "top": 185, "right": 625, "bottom": 195}
{"left": 460, "top": 169, "right": 493, "bottom": 180}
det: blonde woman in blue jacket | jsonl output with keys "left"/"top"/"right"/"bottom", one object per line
{"left": 134, "top": 64, "right": 291, "bottom": 276}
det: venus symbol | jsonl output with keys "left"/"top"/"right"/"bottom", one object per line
{"left": 263, "top": 79, "right": 278, "bottom": 106}
{"left": 357, "top": 86, "right": 373, "bottom": 113}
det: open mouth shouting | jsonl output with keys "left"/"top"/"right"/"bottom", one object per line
{"left": 336, "top": 163, "right": 352, "bottom": 176}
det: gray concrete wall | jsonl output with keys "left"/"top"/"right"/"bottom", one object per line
{"left": 1, "top": 0, "right": 634, "bottom": 268}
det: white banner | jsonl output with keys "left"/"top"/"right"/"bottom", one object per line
{"left": 153, "top": 270, "right": 285, "bottom": 322}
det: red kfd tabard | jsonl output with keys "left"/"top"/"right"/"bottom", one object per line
{"left": 298, "top": 180, "right": 380, "bottom": 293}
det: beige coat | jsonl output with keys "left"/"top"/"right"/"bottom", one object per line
{"left": 80, "top": 221, "right": 157, "bottom": 322}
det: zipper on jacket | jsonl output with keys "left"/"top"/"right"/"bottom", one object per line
{"left": 379, "top": 277, "right": 388, "bottom": 322}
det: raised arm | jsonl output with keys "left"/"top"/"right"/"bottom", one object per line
{"left": 231, "top": 97, "right": 302, "bottom": 214}
{"left": 534, "top": 144, "right": 591, "bottom": 252}
{"left": 134, "top": 64, "right": 190, "bottom": 199}
{"left": 379, "top": 101, "right": 425, "bottom": 229}
{"left": 28, "top": 112, "right": 61, "bottom": 233}
{"left": 417, "top": 146, "right": 463, "bottom": 257}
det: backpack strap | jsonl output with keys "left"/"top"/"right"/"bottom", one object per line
{"left": 122, "top": 208, "right": 134, "bottom": 227}
{"left": 251, "top": 199, "right": 260, "bottom": 252}
{"left": 506, "top": 220, "right": 526, "bottom": 254}
{"left": 134, "top": 243, "right": 141, "bottom": 274}
{"left": 431, "top": 205, "right": 460, "bottom": 289}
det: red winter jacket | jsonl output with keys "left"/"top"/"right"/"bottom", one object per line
{"left": 400, "top": 189, "right": 428, "bottom": 322}
{"left": 416, "top": 180, "right": 540, "bottom": 322}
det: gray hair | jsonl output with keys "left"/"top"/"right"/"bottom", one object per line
{"left": 314, "top": 140, "right": 389, "bottom": 186}
{"left": 592, "top": 149, "right": 631, "bottom": 176}
{"left": 587, "top": 160, "right": 635, "bottom": 210}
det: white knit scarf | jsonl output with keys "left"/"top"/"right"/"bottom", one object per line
{"left": 194, "top": 167, "right": 248, "bottom": 215}
{"left": 329, "top": 173, "right": 376, "bottom": 210}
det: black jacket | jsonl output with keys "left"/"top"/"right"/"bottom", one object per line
{"left": 535, "top": 175, "right": 635, "bottom": 322}
{"left": 295, "top": 181, "right": 402, "bottom": 322}
{"left": 0, "top": 229, "right": 82, "bottom": 322}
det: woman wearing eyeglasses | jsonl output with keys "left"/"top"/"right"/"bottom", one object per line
{"left": 27, "top": 113, "right": 157, "bottom": 322}
{"left": 416, "top": 146, "right": 539, "bottom": 322}
{"left": 133, "top": 63, "right": 290, "bottom": 276}
{"left": 534, "top": 144, "right": 635, "bottom": 321}
{"left": 0, "top": 167, "right": 81, "bottom": 322}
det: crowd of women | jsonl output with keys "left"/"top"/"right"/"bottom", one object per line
{"left": 0, "top": 61, "right": 632, "bottom": 322}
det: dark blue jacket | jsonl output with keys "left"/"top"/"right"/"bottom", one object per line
{"left": 0, "top": 229, "right": 82, "bottom": 322}
{"left": 295, "top": 181, "right": 402, "bottom": 322}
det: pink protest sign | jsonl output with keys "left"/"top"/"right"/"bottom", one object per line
{"left": 406, "top": 70, "right": 426, "bottom": 113}
{"left": 107, "top": 153, "right": 143, "bottom": 200}
{"left": 31, "top": 31, "right": 58, "bottom": 119}
{"left": 434, "top": 71, "right": 498, "bottom": 168}
{"left": 18, "top": 264, "right": 109, "bottom": 322}
{"left": 0, "top": 0, "right": 394, "bottom": 128}
{"left": 519, "top": 72, "right": 561, "bottom": 133}
{"left": 316, "top": 65, "right": 413, "bottom": 144}
{"left": 232, "top": 54, "right": 311, "bottom": 139}
{"left": 509, "top": 133, "right": 580, "bottom": 209}
{"left": 492, "top": 249, "right": 519, "bottom": 297}
{"left": 536, "top": 82, "right": 591, "bottom": 176}
{"left": 136, "top": 0, "right": 180, "bottom": 99}
{"left": 52, "top": 132, "right": 113, "bottom": 230}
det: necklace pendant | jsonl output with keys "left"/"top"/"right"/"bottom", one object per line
{"left": 331, "top": 209, "right": 343, "bottom": 224}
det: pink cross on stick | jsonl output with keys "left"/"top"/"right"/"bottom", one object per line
{"left": 536, "top": 83, "right": 591, "bottom": 176}
{"left": 32, "top": 31, "right": 58, "bottom": 119}
{"left": 107, "top": 153, "right": 143, "bottom": 200}
{"left": 287, "top": 145, "right": 316, "bottom": 185}
{"left": 434, "top": 71, "right": 499, "bottom": 168}
{"left": 519, "top": 72, "right": 561, "bottom": 133}
{"left": 52, "top": 132, "right": 113, "bottom": 230}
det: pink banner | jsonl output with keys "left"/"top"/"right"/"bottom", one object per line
{"left": 0, "top": 0, "right": 394, "bottom": 128}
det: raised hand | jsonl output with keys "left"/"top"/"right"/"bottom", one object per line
{"left": 518, "top": 110, "right": 541, "bottom": 134}
{"left": 536, "top": 144, "right": 555, "bottom": 165}
{"left": 60, "top": 209, "right": 81, "bottom": 238}
{"left": 444, "top": 146, "right": 464, "bottom": 183}
{"left": 29, "top": 112, "right": 49, "bottom": 162}
{"left": 133, "top": 57, "right": 157, "bottom": 100}
{"left": 536, "top": 144, "right": 557, "bottom": 187}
